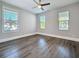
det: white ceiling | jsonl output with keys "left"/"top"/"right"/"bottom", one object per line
{"left": 3, "top": 0, "right": 79, "bottom": 14}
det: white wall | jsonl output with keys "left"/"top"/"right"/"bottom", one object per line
{"left": 37, "top": 2, "right": 79, "bottom": 41}
{"left": 0, "top": 1, "right": 36, "bottom": 42}
{"left": 0, "top": 1, "right": 79, "bottom": 43}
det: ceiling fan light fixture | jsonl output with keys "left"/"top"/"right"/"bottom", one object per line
{"left": 33, "top": 0, "right": 50, "bottom": 10}
{"left": 38, "top": 5, "right": 42, "bottom": 8}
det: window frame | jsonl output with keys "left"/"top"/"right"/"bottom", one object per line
{"left": 58, "top": 11, "right": 69, "bottom": 31}
{"left": 2, "top": 7, "right": 19, "bottom": 33}
{"left": 40, "top": 15, "right": 46, "bottom": 29}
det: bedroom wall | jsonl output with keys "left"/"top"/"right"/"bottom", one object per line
{"left": 0, "top": 1, "right": 36, "bottom": 42}
{"left": 36, "top": 2, "right": 79, "bottom": 41}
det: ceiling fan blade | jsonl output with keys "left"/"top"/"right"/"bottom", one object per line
{"left": 39, "top": 0, "right": 41, "bottom": 3}
{"left": 41, "top": 3, "right": 50, "bottom": 6}
{"left": 41, "top": 7, "right": 44, "bottom": 10}
{"left": 33, "top": 0, "right": 39, "bottom": 5}
{"left": 32, "top": 6, "right": 38, "bottom": 9}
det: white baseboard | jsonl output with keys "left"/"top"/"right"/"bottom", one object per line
{"left": 0, "top": 33, "right": 36, "bottom": 43}
{"left": 0, "top": 32, "right": 79, "bottom": 43}
{"left": 37, "top": 32, "right": 79, "bottom": 42}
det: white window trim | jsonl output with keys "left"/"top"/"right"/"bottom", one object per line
{"left": 58, "top": 11, "right": 70, "bottom": 31}
{"left": 2, "top": 7, "right": 19, "bottom": 33}
{"left": 40, "top": 15, "right": 46, "bottom": 29}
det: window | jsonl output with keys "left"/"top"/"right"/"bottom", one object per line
{"left": 59, "top": 11, "right": 69, "bottom": 30}
{"left": 3, "top": 9, "right": 18, "bottom": 32}
{"left": 40, "top": 15, "right": 45, "bottom": 29}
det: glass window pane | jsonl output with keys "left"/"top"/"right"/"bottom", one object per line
{"left": 59, "top": 11, "right": 69, "bottom": 20}
{"left": 3, "top": 9, "right": 18, "bottom": 32}
{"left": 59, "top": 20, "right": 68, "bottom": 30}
{"left": 59, "top": 11, "right": 69, "bottom": 30}
{"left": 40, "top": 16, "right": 45, "bottom": 29}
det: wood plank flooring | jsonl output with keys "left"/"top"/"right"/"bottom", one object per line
{"left": 0, "top": 35, "right": 79, "bottom": 58}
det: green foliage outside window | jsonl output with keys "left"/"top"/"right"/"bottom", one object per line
{"left": 40, "top": 16, "right": 45, "bottom": 29}
{"left": 3, "top": 9, "right": 18, "bottom": 32}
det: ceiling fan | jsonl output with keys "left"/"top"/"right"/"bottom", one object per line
{"left": 33, "top": 0, "right": 50, "bottom": 10}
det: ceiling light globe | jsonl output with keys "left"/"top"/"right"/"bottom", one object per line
{"left": 38, "top": 5, "right": 41, "bottom": 8}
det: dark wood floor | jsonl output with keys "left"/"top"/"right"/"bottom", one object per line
{"left": 0, "top": 35, "right": 79, "bottom": 58}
